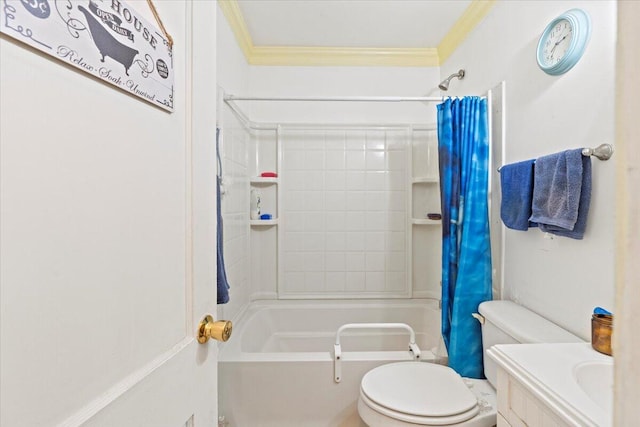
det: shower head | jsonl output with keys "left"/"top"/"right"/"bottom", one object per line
{"left": 438, "top": 69, "right": 465, "bottom": 91}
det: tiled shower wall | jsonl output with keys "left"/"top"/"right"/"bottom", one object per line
{"left": 280, "top": 129, "right": 411, "bottom": 298}
{"left": 217, "top": 107, "right": 251, "bottom": 321}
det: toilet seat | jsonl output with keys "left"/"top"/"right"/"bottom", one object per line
{"left": 359, "top": 362, "right": 480, "bottom": 425}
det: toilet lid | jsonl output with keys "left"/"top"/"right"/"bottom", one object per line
{"left": 361, "top": 362, "right": 478, "bottom": 419}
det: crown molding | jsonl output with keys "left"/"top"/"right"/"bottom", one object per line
{"left": 249, "top": 46, "right": 439, "bottom": 67}
{"left": 218, "top": 0, "right": 254, "bottom": 60}
{"left": 437, "top": 0, "right": 496, "bottom": 64}
{"left": 218, "top": 0, "right": 495, "bottom": 67}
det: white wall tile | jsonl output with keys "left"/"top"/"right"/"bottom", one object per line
{"left": 365, "top": 211, "right": 386, "bottom": 230}
{"left": 304, "top": 252, "right": 325, "bottom": 271}
{"left": 284, "top": 232, "right": 305, "bottom": 252}
{"left": 305, "top": 150, "right": 325, "bottom": 170}
{"left": 325, "top": 171, "right": 346, "bottom": 190}
{"left": 305, "top": 171, "right": 325, "bottom": 190}
{"left": 365, "top": 253, "right": 385, "bottom": 272}
{"left": 386, "top": 130, "right": 407, "bottom": 151}
{"left": 387, "top": 151, "right": 406, "bottom": 171}
{"left": 346, "top": 212, "right": 366, "bottom": 231}
{"left": 366, "top": 131, "right": 386, "bottom": 150}
{"left": 305, "top": 272, "right": 325, "bottom": 290}
{"left": 388, "top": 171, "right": 405, "bottom": 191}
{"left": 284, "top": 150, "right": 306, "bottom": 170}
{"left": 326, "top": 252, "right": 346, "bottom": 272}
{"left": 280, "top": 127, "right": 410, "bottom": 297}
{"left": 346, "top": 151, "right": 366, "bottom": 170}
{"left": 285, "top": 191, "right": 307, "bottom": 211}
{"left": 387, "top": 232, "right": 405, "bottom": 252}
{"left": 365, "top": 272, "right": 385, "bottom": 291}
{"left": 325, "top": 191, "right": 346, "bottom": 211}
{"left": 325, "top": 211, "right": 345, "bottom": 231}
{"left": 326, "top": 232, "right": 346, "bottom": 251}
{"left": 388, "top": 212, "right": 406, "bottom": 232}
{"left": 386, "top": 252, "right": 406, "bottom": 272}
{"left": 346, "top": 232, "right": 365, "bottom": 251}
{"left": 284, "top": 272, "right": 305, "bottom": 292}
{"left": 388, "top": 191, "right": 406, "bottom": 211}
{"left": 386, "top": 272, "right": 407, "bottom": 291}
{"left": 365, "top": 192, "right": 386, "bottom": 211}
{"left": 346, "top": 191, "right": 365, "bottom": 210}
{"left": 303, "top": 191, "right": 325, "bottom": 211}
{"left": 366, "top": 171, "right": 386, "bottom": 190}
{"left": 326, "top": 272, "right": 346, "bottom": 291}
{"left": 304, "top": 232, "right": 325, "bottom": 252}
{"left": 285, "top": 171, "right": 307, "bottom": 190}
{"left": 346, "top": 172, "right": 366, "bottom": 191}
{"left": 345, "top": 272, "right": 366, "bottom": 291}
{"left": 304, "top": 212, "right": 326, "bottom": 232}
{"left": 285, "top": 212, "right": 307, "bottom": 232}
{"left": 366, "top": 151, "right": 385, "bottom": 170}
{"left": 325, "top": 151, "right": 346, "bottom": 170}
{"left": 346, "top": 253, "right": 365, "bottom": 271}
{"left": 285, "top": 252, "right": 305, "bottom": 272}
{"left": 365, "top": 232, "right": 385, "bottom": 251}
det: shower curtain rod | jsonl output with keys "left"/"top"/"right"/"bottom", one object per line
{"left": 224, "top": 95, "right": 484, "bottom": 103}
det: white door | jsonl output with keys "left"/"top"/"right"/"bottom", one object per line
{"left": 0, "top": 1, "right": 219, "bottom": 426}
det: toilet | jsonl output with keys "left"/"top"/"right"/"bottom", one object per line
{"left": 357, "top": 300, "right": 583, "bottom": 426}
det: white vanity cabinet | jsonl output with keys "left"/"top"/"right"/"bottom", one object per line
{"left": 495, "top": 366, "right": 570, "bottom": 427}
{"left": 488, "top": 343, "right": 613, "bottom": 427}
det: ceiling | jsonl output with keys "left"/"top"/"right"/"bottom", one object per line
{"left": 219, "top": 0, "right": 496, "bottom": 67}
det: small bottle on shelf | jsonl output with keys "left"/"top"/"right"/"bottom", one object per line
{"left": 250, "top": 189, "right": 261, "bottom": 220}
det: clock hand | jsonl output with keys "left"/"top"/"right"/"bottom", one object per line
{"left": 550, "top": 32, "right": 571, "bottom": 58}
{"left": 555, "top": 33, "right": 570, "bottom": 46}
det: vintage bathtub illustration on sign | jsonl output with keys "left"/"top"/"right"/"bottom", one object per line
{"left": 1, "top": 0, "right": 174, "bottom": 111}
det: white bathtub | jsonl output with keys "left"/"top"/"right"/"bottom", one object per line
{"left": 218, "top": 299, "right": 442, "bottom": 427}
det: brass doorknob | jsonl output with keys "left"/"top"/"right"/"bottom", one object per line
{"left": 197, "top": 315, "right": 232, "bottom": 343}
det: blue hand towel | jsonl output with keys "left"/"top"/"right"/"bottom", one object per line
{"left": 499, "top": 159, "right": 537, "bottom": 231}
{"left": 530, "top": 149, "right": 592, "bottom": 239}
{"left": 217, "top": 175, "right": 230, "bottom": 304}
{"left": 216, "top": 129, "right": 230, "bottom": 304}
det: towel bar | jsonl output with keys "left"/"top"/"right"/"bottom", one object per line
{"left": 498, "top": 143, "right": 614, "bottom": 172}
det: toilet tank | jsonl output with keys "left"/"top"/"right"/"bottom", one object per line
{"left": 478, "top": 300, "right": 583, "bottom": 387}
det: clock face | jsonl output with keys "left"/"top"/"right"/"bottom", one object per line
{"left": 540, "top": 19, "right": 574, "bottom": 67}
{"left": 536, "top": 9, "right": 591, "bottom": 75}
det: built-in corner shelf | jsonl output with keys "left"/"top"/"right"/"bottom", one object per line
{"left": 412, "top": 177, "right": 438, "bottom": 184}
{"left": 250, "top": 177, "right": 279, "bottom": 185}
{"left": 411, "top": 218, "right": 442, "bottom": 225}
{"left": 250, "top": 219, "right": 279, "bottom": 226}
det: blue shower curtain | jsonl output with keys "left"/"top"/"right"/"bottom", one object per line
{"left": 437, "top": 97, "right": 492, "bottom": 379}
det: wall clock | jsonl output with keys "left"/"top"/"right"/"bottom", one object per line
{"left": 536, "top": 9, "right": 591, "bottom": 75}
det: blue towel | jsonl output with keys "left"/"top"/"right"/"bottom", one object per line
{"left": 216, "top": 129, "right": 230, "bottom": 304}
{"left": 530, "top": 149, "right": 592, "bottom": 239}
{"left": 499, "top": 159, "right": 537, "bottom": 230}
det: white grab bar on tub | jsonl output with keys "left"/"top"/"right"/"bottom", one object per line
{"left": 333, "top": 323, "right": 421, "bottom": 383}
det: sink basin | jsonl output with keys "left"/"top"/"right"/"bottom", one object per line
{"left": 573, "top": 361, "right": 613, "bottom": 414}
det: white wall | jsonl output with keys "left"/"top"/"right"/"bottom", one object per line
{"left": 442, "top": 1, "right": 617, "bottom": 339}
{"left": 246, "top": 66, "right": 441, "bottom": 124}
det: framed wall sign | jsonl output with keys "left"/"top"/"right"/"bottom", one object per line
{"left": 1, "top": 0, "right": 174, "bottom": 111}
